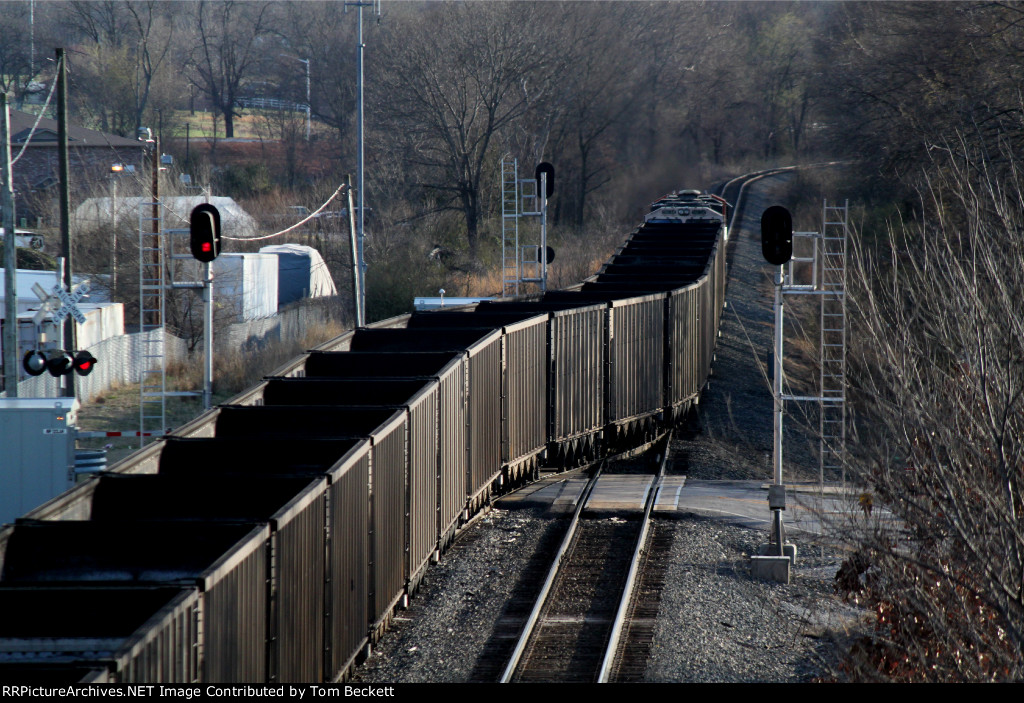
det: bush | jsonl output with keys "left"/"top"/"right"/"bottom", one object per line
{"left": 839, "top": 142, "right": 1024, "bottom": 681}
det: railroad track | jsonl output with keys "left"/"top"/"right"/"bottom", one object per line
{"left": 470, "top": 170, "right": 784, "bottom": 684}
{"left": 499, "top": 434, "right": 673, "bottom": 683}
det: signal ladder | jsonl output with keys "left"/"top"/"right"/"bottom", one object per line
{"left": 501, "top": 158, "right": 520, "bottom": 297}
{"left": 137, "top": 203, "right": 204, "bottom": 447}
{"left": 500, "top": 155, "right": 548, "bottom": 298}
{"left": 781, "top": 199, "right": 848, "bottom": 483}
{"left": 819, "top": 201, "right": 848, "bottom": 483}
{"left": 138, "top": 202, "right": 165, "bottom": 446}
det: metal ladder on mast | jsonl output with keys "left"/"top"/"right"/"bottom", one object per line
{"left": 501, "top": 156, "right": 520, "bottom": 298}
{"left": 819, "top": 200, "right": 848, "bottom": 482}
{"left": 138, "top": 202, "right": 166, "bottom": 446}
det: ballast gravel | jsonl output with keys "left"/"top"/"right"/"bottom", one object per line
{"left": 350, "top": 506, "right": 860, "bottom": 683}
{"left": 350, "top": 174, "right": 865, "bottom": 683}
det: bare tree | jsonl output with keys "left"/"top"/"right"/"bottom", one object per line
{"left": 51, "top": 1, "right": 178, "bottom": 138}
{"left": 740, "top": 6, "right": 816, "bottom": 159}
{"left": 278, "top": 1, "right": 357, "bottom": 148}
{"left": 542, "top": 3, "right": 644, "bottom": 228}
{"left": 373, "top": 2, "right": 559, "bottom": 262}
{"left": 187, "top": 0, "right": 277, "bottom": 139}
{"left": 821, "top": 2, "right": 1024, "bottom": 188}
{"left": 838, "top": 140, "right": 1024, "bottom": 681}
{"left": 64, "top": 0, "right": 134, "bottom": 46}
{"left": 124, "top": 2, "right": 176, "bottom": 134}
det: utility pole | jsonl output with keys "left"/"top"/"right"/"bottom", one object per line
{"left": 57, "top": 48, "right": 74, "bottom": 399}
{"left": 346, "top": 176, "right": 363, "bottom": 327}
{"left": 345, "top": 0, "right": 380, "bottom": 325}
{"left": 2, "top": 93, "right": 17, "bottom": 396}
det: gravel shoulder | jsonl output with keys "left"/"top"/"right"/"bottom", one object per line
{"left": 351, "top": 175, "right": 863, "bottom": 684}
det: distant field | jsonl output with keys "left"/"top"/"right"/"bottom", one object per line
{"left": 17, "top": 103, "right": 318, "bottom": 142}
{"left": 169, "top": 108, "right": 319, "bottom": 140}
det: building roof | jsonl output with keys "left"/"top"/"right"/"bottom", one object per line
{"left": 74, "top": 196, "right": 258, "bottom": 238}
{"left": 9, "top": 110, "right": 144, "bottom": 149}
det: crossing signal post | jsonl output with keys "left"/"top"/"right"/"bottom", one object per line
{"left": 22, "top": 349, "right": 96, "bottom": 378}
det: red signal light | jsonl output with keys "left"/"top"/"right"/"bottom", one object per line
{"left": 73, "top": 350, "right": 98, "bottom": 376}
{"left": 190, "top": 204, "right": 222, "bottom": 263}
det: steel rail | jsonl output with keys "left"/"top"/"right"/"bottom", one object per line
{"left": 499, "top": 460, "right": 606, "bottom": 683}
{"left": 597, "top": 432, "right": 673, "bottom": 683}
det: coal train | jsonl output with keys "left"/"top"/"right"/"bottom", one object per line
{"left": 0, "top": 189, "right": 728, "bottom": 684}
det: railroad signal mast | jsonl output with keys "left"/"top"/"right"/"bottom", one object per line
{"left": 759, "top": 205, "right": 798, "bottom": 577}
{"left": 501, "top": 156, "right": 554, "bottom": 298}
{"left": 755, "top": 200, "right": 849, "bottom": 582}
{"left": 774, "top": 201, "right": 849, "bottom": 484}
{"left": 135, "top": 200, "right": 221, "bottom": 447}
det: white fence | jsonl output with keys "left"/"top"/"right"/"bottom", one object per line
{"left": 235, "top": 97, "right": 310, "bottom": 114}
{"left": 217, "top": 296, "right": 343, "bottom": 355}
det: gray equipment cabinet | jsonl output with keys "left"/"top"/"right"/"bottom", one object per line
{"left": 0, "top": 398, "right": 79, "bottom": 526}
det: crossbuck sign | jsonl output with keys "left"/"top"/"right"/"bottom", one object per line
{"left": 32, "top": 281, "right": 90, "bottom": 325}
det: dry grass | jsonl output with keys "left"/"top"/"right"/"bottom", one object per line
{"left": 212, "top": 318, "right": 347, "bottom": 393}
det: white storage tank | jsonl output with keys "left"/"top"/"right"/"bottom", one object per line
{"left": 215, "top": 252, "right": 279, "bottom": 320}
{"left": 259, "top": 244, "right": 337, "bottom": 306}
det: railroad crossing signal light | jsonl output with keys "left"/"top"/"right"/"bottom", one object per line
{"left": 190, "top": 203, "right": 222, "bottom": 263}
{"left": 73, "top": 350, "right": 98, "bottom": 376}
{"left": 23, "top": 350, "right": 47, "bottom": 376}
{"left": 760, "top": 205, "right": 793, "bottom": 266}
{"left": 45, "top": 351, "right": 75, "bottom": 377}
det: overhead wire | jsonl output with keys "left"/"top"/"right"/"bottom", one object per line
{"left": 221, "top": 183, "right": 350, "bottom": 241}
{"left": 10, "top": 54, "right": 62, "bottom": 167}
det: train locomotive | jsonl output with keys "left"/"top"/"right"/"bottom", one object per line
{"left": 0, "top": 189, "right": 728, "bottom": 684}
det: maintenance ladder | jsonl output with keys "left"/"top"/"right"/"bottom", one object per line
{"left": 138, "top": 203, "right": 203, "bottom": 446}
{"left": 781, "top": 199, "right": 848, "bottom": 483}
{"left": 819, "top": 200, "right": 848, "bottom": 482}
{"left": 501, "top": 157, "right": 520, "bottom": 298}
{"left": 138, "top": 202, "right": 165, "bottom": 446}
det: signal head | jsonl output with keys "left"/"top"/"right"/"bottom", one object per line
{"left": 73, "top": 350, "right": 98, "bottom": 376}
{"left": 760, "top": 205, "right": 793, "bottom": 266}
{"left": 190, "top": 203, "right": 222, "bottom": 263}
{"left": 23, "top": 350, "right": 47, "bottom": 376}
{"left": 535, "top": 162, "right": 555, "bottom": 198}
{"left": 46, "top": 351, "right": 75, "bottom": 377}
